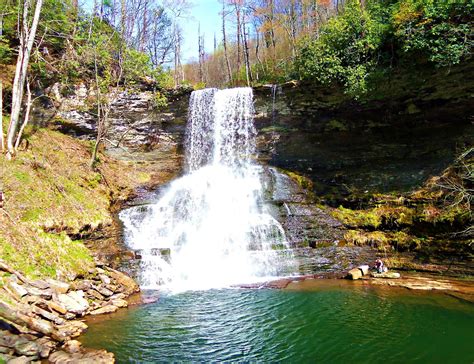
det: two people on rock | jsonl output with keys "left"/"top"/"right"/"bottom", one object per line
{"left": 374, "top": 259, "right": 388, "bottom": 273}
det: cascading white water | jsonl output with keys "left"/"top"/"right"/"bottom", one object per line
{"left": 120, "top": 87, "right": 291, "bottom": 292}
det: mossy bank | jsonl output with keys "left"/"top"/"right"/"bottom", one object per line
{"left": 0, "top": 126, "right": 180, "bottom": 282}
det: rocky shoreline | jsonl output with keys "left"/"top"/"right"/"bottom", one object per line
{"left": 2, "top": 254, "right": 472, "bottom": 364}
{"left": 241, "top": 270, "right": 474, "bottom": 303}
{"left": 0, "top": 260, "right": 140, "bottom": 363}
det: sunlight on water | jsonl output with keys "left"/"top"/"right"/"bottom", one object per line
{"left": 120, "top": 88, "right": 294, "bottom": 292}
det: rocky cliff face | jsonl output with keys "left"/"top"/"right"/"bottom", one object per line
{"left": 44, "top": 60, "right": 473, "bottom": 199}
{"left": 253, "top": 61, "right": 473, "bottom": 202}
{"left": 40, "top": 69, "right": 472, "bottom": 268}
{"left": 40, "top": 83, "right": 190, "bottom": 162}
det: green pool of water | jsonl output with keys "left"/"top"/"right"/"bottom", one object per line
{"left": 82, "top": 285, "right": 474, "bottom": 363}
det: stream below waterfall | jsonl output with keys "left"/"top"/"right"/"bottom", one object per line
{"left": 83, "top": 88, "right": 474, "bottom": 362}
{"left": 82, "top": 285, "right": 474, "bottom": 363}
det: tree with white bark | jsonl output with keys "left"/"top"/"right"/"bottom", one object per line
{"left": 6, "top": 0, "right": 43, "bottom": 159}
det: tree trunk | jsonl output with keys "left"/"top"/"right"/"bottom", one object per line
{"left": 236, "top": 4, "right": 241, "bottom": 71}
{"left": 254, "top": 23, "right": 262, "bottom": 80}
{"left": 222, "top": 1, "right": 232, "bottom": 84}
{"left": 121, "top": 0, "right": 126, "bottom": 38}
{"left": 243, "top": 23, "right": 252, "bottom": 86}
{"left": 14, "top": 78, "right": 32, "bottom": 150}
{"left": 140, "top": 0, "right": 148, "bottom": 52}
{"left": 90, "top": 55, "right": 102, "bottom": 168}
{"left": 0, "top": 79, "right": 3, "bottom": 152}
{"left": 0, "top": 14, "right": 3, "bottom": 152}
{"left": 7, "top": 0, "right": 43, "bottom": 159}
{"left": 198, "top": 23, "right": 203, "bottom": 83}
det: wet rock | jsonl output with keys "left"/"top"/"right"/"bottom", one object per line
{"left": 49, "top": 349, "right": 114, "bottom": 364}
{"left": 87, "top": 289, "right": 105, "bottom": 301}
{"left": 109, "top": 293, "right": 126, "bottom": 301}
{"left": 23, "top": 296, "right": 42, "bottom": 305}
{"left": 0, "top": 300, "right": 55, "bottom": 337}
{"left": 371, "top": 272, "right": 401, "bottom": 279}
{"left": 0, "top": 346, "right": 12, "bottom": 354}
{"left": 31, "top": 306, "right": 65, "bottom": 325}
{"left": 48, "top": 350, "right": 70, "bottom": 363}
{"left": 89, "top": 305, "right": 118, "bottom": 316}
{"left": 89, "top": 301, "right": 101, "bottom": 310}
{"left": 113, "top": 285, "right": 125, "bottom": 294}
{"left": 71, "top": 280, "right": 93, "bottom": 292}
{"left": 64, "top": 313, "right": 76, "bottom": 320}
{"left": 347, "top": 268, "right": 363, "bottom": 280}
{"left": 105, "top": 284, "right": 118, "bottom": 293}
{"left": 0, "top": 331, "right": 18, "bottom": 348}
{"left": 111, "top": 299, "right": 128, "bottom": 308}
{"left": 56, "top": 321, "right": 88, "bottom": 339}
{"left": 105, "top": 268, "right": 140, "bottom": 295}
{"left": 55, "top": 291, "right": 89, "bottom": 315}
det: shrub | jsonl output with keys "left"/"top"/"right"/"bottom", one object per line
{"left": 295, "top": 0, "right": 389, "bottom": 96}
{"left": 392, "top": 0, "right": 473, "bottom": 67}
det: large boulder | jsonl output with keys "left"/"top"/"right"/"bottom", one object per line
{"left": 89, "top": 305, "right": 118, "bottom": 316}
{"left": 105, "top": 268, "right": 139, "bottom": 296}
{"left": 54, "top": 291, "right": 89, "bottom": 315}
{"left": 347, "top": 268, "right": 363, "bottom": 280}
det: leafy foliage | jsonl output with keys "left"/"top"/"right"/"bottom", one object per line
{"left": 1, "top": 0, "right": 176, "bottom": 98}
{"left": 392, "top": 0, "right": 473, "bottom": 67}
{"left": 294, "top": 0, "right": 472, "bottom": 97}
{"left": 296, "top": 0, "right": 389, "bottom": 96}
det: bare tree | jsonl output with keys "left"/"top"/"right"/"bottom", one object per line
{"left": 13, "top": 77, "right": 32, "bottom": 150}
{"left": 242, "top": 13, "right": 252, "bottom": 85}
{"left": 234, "top": 0, "right": 242, "bottom": 71}
{"left": 0, "top": 11, "right": 4, "bottom": 152}
{"left": 222, "top": 0, "right": 233, "bottom": 84}
{"left": 164, "top": 0, "right": 191, "bottom": 87}
{"left": 146, "top": 7, "right": 173, "bottom": 67}
{"left": 198, "top": 23, "right": 204, "bottom": 83}
{"left": 0, "top": 79, "right": 3, "bottom": 152}
{"left": 6, "top": 0, "right": 43, "bottom": 159}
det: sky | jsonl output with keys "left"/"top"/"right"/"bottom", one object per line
{"left": 181, "top": 0, "right": 222, "bottom": 63}
{"left": 81, "top": 0, "right": 223, "bottom": 64}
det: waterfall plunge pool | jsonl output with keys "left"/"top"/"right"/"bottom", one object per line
{"left": 84, "top": 88, "right": 473, "bottom": 362}
{"left": 82, "top": 283, "right": 474, "bottom": 363}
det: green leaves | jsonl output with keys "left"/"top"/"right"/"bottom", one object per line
{"left": 295, "top": 0, "right": 387, "bottom": 97}
{"left": 295, "top": 0, "right": 472, "bottom": 98}
{"left": 392, "top": 0, "right": 472, "bottom": 67}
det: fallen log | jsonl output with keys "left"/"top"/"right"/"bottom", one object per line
{"left": 0, "top": 300, "right": 67, "bottom": 342}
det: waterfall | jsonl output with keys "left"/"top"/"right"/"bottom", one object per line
{"left": 120, "top": 87, "right": 291, "bottom": 292}
{"left": 271, "top": 84, "right": 281, "bottom": 122}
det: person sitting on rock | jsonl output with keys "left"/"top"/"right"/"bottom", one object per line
{"left": 374, "top": 259, "right": 388, "bottom": 273}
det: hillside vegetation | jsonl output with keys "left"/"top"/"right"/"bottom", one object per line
{"left": 0, "top": 126, "right": 170, "bottom": 280}
{"left": 185, "top": 0, "right": 472, "bottom": 100}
